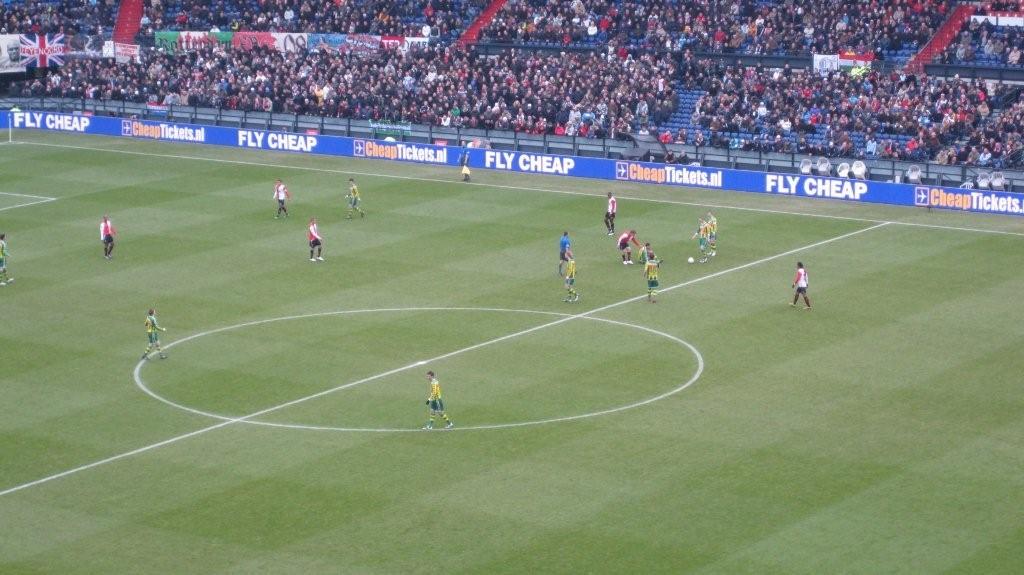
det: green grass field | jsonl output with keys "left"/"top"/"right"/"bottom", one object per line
{"left": 1, "top": 131, "right": 1023, "bottom": 573}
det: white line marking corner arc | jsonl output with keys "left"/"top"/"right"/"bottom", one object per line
{"left": 133, "top": 307, "right": 705, "bottom": 433}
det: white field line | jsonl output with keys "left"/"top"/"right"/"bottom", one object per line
{"left": 18, "top": 140, "right": 1024, "bottom": 238}
{"left": 0, "top": 198, "right": 57, "bottom": 212}
{"left": 0, "top": 191, "right": 56, "bottom": 200}
{"left": 133, "top": 307, "right": 706, "bottom": 432}
{"left": 0, "top": 222, "right": 886, "bottom": 498}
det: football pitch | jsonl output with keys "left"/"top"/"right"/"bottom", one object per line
{"left": 2, "top": 130, "right": 1023, "bottom": 573}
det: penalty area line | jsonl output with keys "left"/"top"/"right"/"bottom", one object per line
{"left": 0, "top": 222, "right": 887, "bottom": 498}
{"left": 0, "top": 197, "right": 58, "bottom": 213}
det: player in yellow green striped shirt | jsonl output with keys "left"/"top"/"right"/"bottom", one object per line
{"left": 423, "top": 371, "right": 454, "bottom": 430}
{"left": 644, "top": 251, "right": 660, "bottom": 303}
{"left": 705, "top": 212, "right": 718, "bottom": 257}
{"left": 691, "top": 219, "right": 711, "bottom": 263}
{"left": 563, "top": 257, "right": 579, "bottom": 302}
{"left": 346, "top": 178, "right": 365, "bottom": 219}
{"left": 142, "top": 308, "right": 168, "bottom": 360}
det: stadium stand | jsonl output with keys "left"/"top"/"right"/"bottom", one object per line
{"left": 141, "top": 0, "right": 486, "bottom": 40}
{"left": 0, "top": 0, "right": 117, "bottom": 35}
{"left": 6, "top": 0, "right": 1024, "bottom": 168}
{"left": 13, "top": 43, "right": 675, "bottom": 138}
{"left": 939, "top": 16, "right": 1024, "bottom": 66}
{"left": 479, "top": 0, "right": 946, "bottom": 63}
{"left": 663, "top": 58, "right": 1023, "bottom": 166}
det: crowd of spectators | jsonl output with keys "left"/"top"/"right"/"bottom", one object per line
{"left": 13, "top": 43, "right": 677, "bottom": 137}
{"left": 0, "top": 0, "right": 116, "bottom": 36}
{"left": 673, "top": 56, "right": 1022, "bottom": 166}
{"left": 481, "top": 0, "right": 946, "bottom": 60}
{"left": 7, "top": 0, "right": 1024, "bottom": 168}
{"left": 938, "top": 17, "right": 1024, "bottom": 67}
{"left": 139, "top": 0, "right": 485, "bottom": 40}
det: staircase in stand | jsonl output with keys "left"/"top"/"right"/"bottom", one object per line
{"left": 906, "top": 4, "right": 976, "bottom": 73}
{"left": 457, "top": 0, "right": 510, "bottom": 47}
{"left": 112, "top": 0, "right": 145, "bottom": 45}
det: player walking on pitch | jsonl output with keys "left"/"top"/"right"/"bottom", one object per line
{"left": 0, "top": 233, "right": 12, "bottom": 286}
{"left": 345, "top": 178, "right": 365, "bottom": 219}
{"left": 791, "top": 262, "right": 811, "bottom": 310}
{"left": 273, "top": 179, "right": 291, "bottom": 219}
{"left": 644, "top": 248, "right": 660, "bottom": 303}
{"left": 605, "top": 192, "right": 617, "bottom": 235}
{"left": 308, "top": 217, "right": 324, "bottom": 262}
{"left": 617, "top": 230, "right": 641, "bottom": 264}
{"left": 100, "top": 215, "right": 117, "bottom": 260}
{"left": 564, "top": 256, "right": 579, "bottom": 302}
{"left": 558, "top": 231, "right": 572, "bottom": 276}
{"left": 142, "top": 308, "right": 167, "bottom": 360}
{"left": 423, "top": 371, "right": 454, "bottom": 430}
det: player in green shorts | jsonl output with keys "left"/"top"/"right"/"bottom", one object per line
{"left": 346, "top": 178, "right": 365, "bottom": 219}
{"left": 644, "top": 251, "right": 660, "bottom": 303}
{"left": 691, "top": 219, "right": 710, "bottom": 263}
{"left": 563, "top": 257, "right": 579, "bottom": 302}
{"left": 0, "top": 233, "right": 12, "bottom": 286}
{"left": 423, "top": 371, "right": 454, "bottom": 430}
{"left": 142, "top": 308, "right": 168, "bottom": 360}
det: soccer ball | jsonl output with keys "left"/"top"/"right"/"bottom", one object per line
{"left": 687, "top": 257, "right": 695, "bottom": 264}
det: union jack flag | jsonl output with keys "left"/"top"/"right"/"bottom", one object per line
{"left": 20, "top": 34, "right": 66, "bottom": 68}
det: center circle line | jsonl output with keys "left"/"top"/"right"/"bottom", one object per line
{"left": 133, "top": 307, "right": 704, "bottom": 432}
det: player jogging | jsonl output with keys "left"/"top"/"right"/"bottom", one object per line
{"left": 605, "top": 192, "right": 617, "bottom": 235}
{"left": 705, "top": 212, "right": 718, "bottom": 257}
{"left": 345, "top": 178, "right": 365, "bottom": 219}
{"left": 459, "top": 147, "right": 471, "bottom": 182}
{"left": 308, "top": 217, "right": 324, "bottom": 262}
{"left": 0, "top": 233, "right": 12, "bottom": 286}
{"left": 100, "top": 215, "right": 116, "bottom": 260}
{"left": 564, "top": 256, "right": 579, "bottom": 302}
{"left": 558, "top": 231, "right": 572, "bottom": 275}
{"left": 791, "top": 262, "right": 811, "bottom": 310}
{"left": 644, "top": 249, "right": 660, "bottom": 303}
{"left": 423, "top": 371, "right": 454, "bottom": 430}
{"left": 691, "top": 219, "right": 710, "bottom": 263}
{"left": 273, "top": 179, "right": 291, "bottom": 219}
{"left": 617, "top": 230, "right": 641, "bottom": 264}
{"left": 142, "top": 308, "right": 168, "bottom": 360}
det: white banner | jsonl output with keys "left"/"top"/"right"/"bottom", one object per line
{"left": 971, "top": 15, "right": 1024, "bottom": 27}
{"left": 400, "top": 36, "right": 429, "bottom": 53}
{"left": 114, "top": 42, "right": 140, "bottom": 64}
{"left": 272, "top": 33, "right": 308, "bottom": 53}
{"left": 813, "top": 54, "right": 839, "bottom": 74}
{"left": 0, "top": 34, "right": 26, "bottom": 74}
